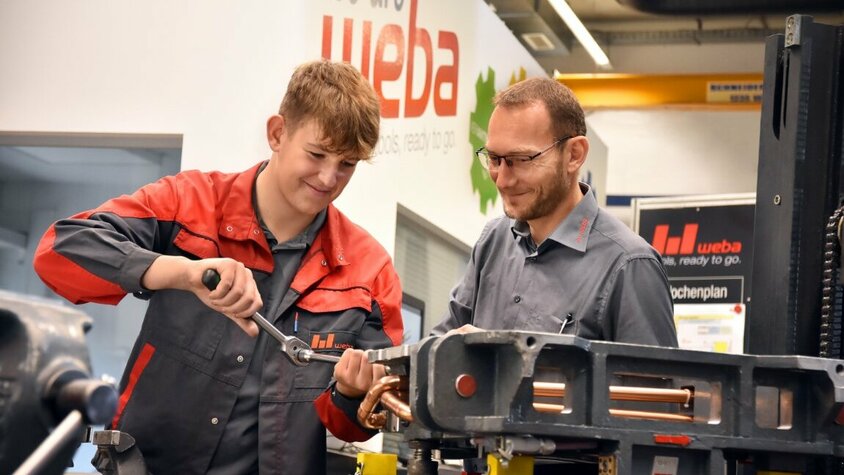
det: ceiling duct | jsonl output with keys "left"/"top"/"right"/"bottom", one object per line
{"left": 618, "top": 0, "right": 844, "bottom": 15}
{"left": 487, "top": 0, "right": 571, "bottom": 58}
{"left": 522, "top": 32, "right": 557, "bottom": 51}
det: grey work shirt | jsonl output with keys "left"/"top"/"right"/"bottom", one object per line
{"left": 207, "top": 168, "right": 327, "bottom": 474}
{"left": 432, "top": 183, "right": 677, "bottom": 347}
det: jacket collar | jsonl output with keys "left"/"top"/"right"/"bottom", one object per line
{"left": 218, "top": 162, "right": 266, "bottom": 244}
{"left": 220, "top": 161, "right": 351, "bottom": 276}
{"left": 304, "top": 204, "right": 350, "bottom": 271}
{"left": 288, "top": 205, "right": 353, "bottom": 295}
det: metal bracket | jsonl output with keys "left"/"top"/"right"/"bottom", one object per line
{"left": 598, "top": 455, "right": 617, "bottom": 475}
{"left": 784, "top": 15, "right": 802, "bottom": 48}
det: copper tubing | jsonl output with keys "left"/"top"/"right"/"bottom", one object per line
{"left": 532, "top": 403, "right": 694, "bottom": 423}
{"left": 534, "top": 382, "right": 568, "bottom": 398}
{"left": 356, "top": 375, "right": 411, "bottom": 429}
{"left": 533, "top": 402, "right": 569, "bottom": 413}
{"left": 381, "top": 389, "right": 413, "bottom": 423}
{"left": 609, "top": 408, "right": 694, "bottom": 422}
{"left": 358, "top": 377, "right": 693, "bottom": 429}
{"left": 534, "top": 382, "right": 692, "bottom": 404}
{"left": 609, "top": 386, "right": 692, "bottom": 404}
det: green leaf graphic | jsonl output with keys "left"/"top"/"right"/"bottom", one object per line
{"left": 469, "top": 68, "right": 499, "bottom": 214}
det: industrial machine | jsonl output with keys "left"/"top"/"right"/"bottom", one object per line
{"left": 0, "top": 291, "right": 117, "bottom": 475}
{"left": 354, "top": 331, "right": 844, "bottom": 474}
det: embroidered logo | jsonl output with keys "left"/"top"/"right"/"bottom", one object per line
{"left": 310, "top": 333, "right": 353, "bottom": 350}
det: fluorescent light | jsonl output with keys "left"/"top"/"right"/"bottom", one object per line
{"left": 547, "top": 0, "right": 612, "bottom": 69}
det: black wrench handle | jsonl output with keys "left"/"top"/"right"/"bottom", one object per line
{"left": 200, "top": 269, "right": 298, "bottom": 351}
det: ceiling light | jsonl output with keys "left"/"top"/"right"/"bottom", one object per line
{"left": 547, "top": 0, "right": 612, "bottom": 69}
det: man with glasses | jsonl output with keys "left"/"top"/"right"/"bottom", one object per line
{"left": 432, "top": 77, "right": 677, "bottom": 347}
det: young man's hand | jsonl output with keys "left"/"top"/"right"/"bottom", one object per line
{"left": 141, "top": 255, "right": 263, "bottom": 336}
{"left": 333, "top": 349, "right": 385, "bottom": 399}
{"left": 195, "top": 258, "right": 263, "bottom": 336}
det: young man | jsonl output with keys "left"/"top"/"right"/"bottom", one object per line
{"left": 34, "top": 60, "right": 403, "bottom": 475}
{"left": 433, "top": 77, "right": 677, "bottom": 347}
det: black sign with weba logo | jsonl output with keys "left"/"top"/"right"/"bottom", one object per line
{"left": 638, "top": 204, "right": 754, "bottom": 305}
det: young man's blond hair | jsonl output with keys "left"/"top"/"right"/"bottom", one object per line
{"left": 279, "top": 60, "right": 381, "bottom": 160}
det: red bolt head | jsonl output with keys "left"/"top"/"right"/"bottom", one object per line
{"left": 455, "top": 374, "right": 477, "bottom": 398}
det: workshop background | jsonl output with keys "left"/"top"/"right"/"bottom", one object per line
{"left": 1, "top": 0, "right": 842, "bottom": 472}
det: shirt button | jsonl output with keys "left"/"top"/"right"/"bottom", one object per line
{"left": 211, "top": 417, "right": 219, "bottom": 425}
{"left": 527, "top": 257, "right": 536, "bottom": 263}
{"left": 338, "top": 255, "right": 344, "bottom": 261}
{"left": 321, "top": 260, "right": 327, "bottom": 266}
{"left": 226, "top": 225, "right": 233, "bottom": 232}
{"left": 236, "top": 355, "right": 244, "bottom": 363}
{"left": 252, "top": 229, "right": 259, "bottom": 235}
{"left": 514, "top": 295, "right": 521, "bottom": 303}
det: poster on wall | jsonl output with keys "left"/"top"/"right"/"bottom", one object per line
{"left": 307, "top": 0, "right": 555, "bottom": 246}
{"left": 633, "top": 194, "right": 755, "bottom": 354}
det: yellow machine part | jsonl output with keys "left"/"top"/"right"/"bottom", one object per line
{"left": 487, "top": 454, "right": 535, "bottom": 475}
{"left": 354, "top": 452, "right": 398, "bottom": 475}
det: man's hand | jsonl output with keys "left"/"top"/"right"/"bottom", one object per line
{"left": 141, "top": 256, "right": 262, "bottom": 336}
{"left": 334, "top": 348, "right": 385, "bottom": 399}
{"left": 446, "top": 324, "right": 482, "bottom": 335}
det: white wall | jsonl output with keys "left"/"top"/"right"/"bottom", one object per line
{"left": 590, "top": 109, "right": 760, "bottom": 196}
{"left": 583, "top": 126, "right": 608, "bottom": 206}
{"left": 0, "top": 1, "right": 308, "bottom": 171}
{"left": 593, "top": 108, "right": 760, "bottom": 224}
{"left": 550, "top": 40, "right": 765, "bottom": 225}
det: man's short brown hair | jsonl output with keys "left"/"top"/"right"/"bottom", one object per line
{"left": 493, "top": 77, "right": 587, "bottom": 141}
{"left": 279, "top": 60, "right": 380, "bottom": 160}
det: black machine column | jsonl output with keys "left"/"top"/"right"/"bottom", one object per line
{"left": 748, "top": 15, "right": 844, "bottom": 356}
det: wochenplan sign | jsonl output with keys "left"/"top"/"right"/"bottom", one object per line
{"left": 634, "top": 195, "right": 755, "bottom": 354}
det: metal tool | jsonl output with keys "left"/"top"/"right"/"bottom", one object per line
{"left": 201, "top": 269, "right": 340, "bottom": 366}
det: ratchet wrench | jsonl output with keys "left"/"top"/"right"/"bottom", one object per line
{"left": 201, "top": 269, "right": 340, "bottom": 367}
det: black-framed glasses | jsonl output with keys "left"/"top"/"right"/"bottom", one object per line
{"left": 476, "top": 136, "right": 574, "bottom": 172}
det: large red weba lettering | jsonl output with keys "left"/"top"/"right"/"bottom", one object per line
{"left": 321, "top": 0, "right": 459, "bottom": 118}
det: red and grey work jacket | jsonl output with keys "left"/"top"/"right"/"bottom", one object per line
{"left": 33, "top": 162, "right": 403, "bottom": 475}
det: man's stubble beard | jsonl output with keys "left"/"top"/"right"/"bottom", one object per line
{"left": 503, "top": 158, "right": 570, "bottom": 222}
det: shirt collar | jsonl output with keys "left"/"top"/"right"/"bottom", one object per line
{"left": 257, "top": 206, "right": 326, "bottom": 252}
{"left": 511, "top": 182, "right": 598, "bottom": 253}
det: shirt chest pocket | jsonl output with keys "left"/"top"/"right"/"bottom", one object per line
{"left": 521, "top": 313, "right": 576, "bottom": 334}
{"left": 289, "top": 287, "right": 372, "bottom": 391}
{"left": 146, "top": 291, "right": 225, "bottom": 363}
